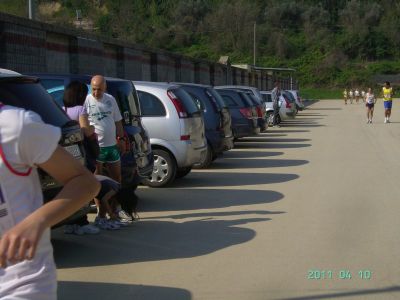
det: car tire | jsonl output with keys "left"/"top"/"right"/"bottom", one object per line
{"left": 266, "top": 111, "right": 274, "bottom": 125}
{"left": 142, "top": 149, "right": 176, "bottom": 187}
{"left": 193, "top": 143, "right": 213, "bottom": 169}
{"left": 175, "top": 167, "right": 192, "bottom": 179}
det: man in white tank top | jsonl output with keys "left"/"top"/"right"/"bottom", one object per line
{"left": 0, "top": 104, "right": 100, "bottom": 299}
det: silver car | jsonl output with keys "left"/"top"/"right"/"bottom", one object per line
{"left": 261, "top": 91, "right": 296, "bottom": 124}
{"left": 134, "top": 81, "right": 207, "bottom": 187}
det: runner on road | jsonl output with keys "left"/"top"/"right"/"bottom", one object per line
{"left": 355, "top": 89, "right": 360, "bottom": 103}
{"left": 349, "top": 89, "right": 354, "bottom": 104}
{"left": 343, "top": 88, "right": 348, "bottom": 105}
{"left": 365, "top": 88, "right": 376, "bottom": 124}
{"left": 382, "top": 81, "right": 394, "bottom": 123}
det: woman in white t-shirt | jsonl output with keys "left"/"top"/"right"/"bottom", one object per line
{"left": 365, "top": 88, "right": 376, "bottom": 124}
{"left": 0, "top": 104, "right": 100, "bottom": 299}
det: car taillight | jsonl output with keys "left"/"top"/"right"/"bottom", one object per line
{"left": 239, "top": 108, "right": 252, "bottom": 119}
{"left": 256, "top": 106, "right": 264, "bottom": 118}
{"left": 168, "top": 90, "right": 188, "bottom": 118}
{"left": 285, "top": 99, "right": 291, "bottom": 108}
{"left": 180, "top": 135, "right": 190, "bottom": 141}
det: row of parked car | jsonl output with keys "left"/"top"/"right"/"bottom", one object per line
{"left": 0, "top": 68, "right": 304, "bottom": 222}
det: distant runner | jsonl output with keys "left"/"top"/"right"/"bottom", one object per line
{"left": 355, "top": 89, "right": 360, "bottom": 103}
{"left": 349, "top": 89, "right": 354, "bottom": 104}
{"left": 382, "top": 81, "right": 394, "bottom": 123}
{"left": 343, "top": 88, "right": 348, "bottom": 105}
{"left": 365, "top": 88, "right": 376, "bottom": 124}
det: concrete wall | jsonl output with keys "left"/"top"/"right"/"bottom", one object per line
{"left": 0, "top": 12, "right": 295, "bottom": 90}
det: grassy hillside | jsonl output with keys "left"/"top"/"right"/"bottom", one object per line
{"left": 2, "top": 0, "right": 400, "bottom": 90}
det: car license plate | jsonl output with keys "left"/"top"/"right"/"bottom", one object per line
{"left": 64, "top": 145, "right": 82, "bottom": 159}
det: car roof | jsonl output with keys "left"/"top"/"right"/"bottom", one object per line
{"left": 172, "top": 82, "right": 212, "bottom": 89}
{"left": 215, "top": 85, "right": 259, "bottom": 91}
{"left": 0, "top": 68, "right": 22, "bottom": 78}
{"left": 133, "top": 81, "right": 180, "bottom": 89}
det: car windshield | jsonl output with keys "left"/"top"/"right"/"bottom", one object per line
{"left": 0, "top": 77, "right": 70, "bottom": 127}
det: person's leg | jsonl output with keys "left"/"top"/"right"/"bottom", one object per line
{"left": 108, "top": 161, "right": 121, "bottom": 183}
{"left": 370, "top": 106, "right": 374, "bottom": 121}
{"left": 366, "top": 107, "right": 370, "bottom": 122}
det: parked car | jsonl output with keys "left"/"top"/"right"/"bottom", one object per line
{"left": 287, "top": 89, "right": 305, "bottom": 111}
{"left": 214, "top": 88, "right": 260, "bottom": 139}
{"left": 28, "top": 73, "right": 154, "bottom": 183}
{"left": 134, "top": 81, "right": 207, "bottom": 187}
{"left": 280, "top": 92, "right": 297, "bottom": 120}
{"left": 175, "top": 83, "right": 234, "bottom": 168}
{"left": 215, "top": 85, "right": 263, "bottom": 103}
{"left": 0, "top": 69, "right": 89, "bottom": 226}
{"left": 282, "top": 90, "right": 298, "bottom": 114}
{"left": 242, "top": 91, "right": 268, "bottom": 132}
{"left": 261, "top": 90, "right": 296, "bottom": 124}
{"left": 260, "top": 91, "right": 275, "bottom": 125}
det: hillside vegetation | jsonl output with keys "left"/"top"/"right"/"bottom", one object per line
{"left": 2, "top": 0, "right": 400, "bottom": 89}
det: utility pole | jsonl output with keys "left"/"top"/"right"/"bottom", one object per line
{"left": 28, "top": 0, "right": 32, "bottom": 19}
{"left": 253, "top": 22, "right": 256, "bottom": 66}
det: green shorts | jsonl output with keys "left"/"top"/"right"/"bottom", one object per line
{"left": 97, "top": 145, "right": 120, "bottom": 163}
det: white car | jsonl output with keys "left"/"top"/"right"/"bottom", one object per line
{"left": 261, "top": 91, "right": 296, "bottom": 124}
{"left": 134, "top": 81, "right": 207, "bottom": 187}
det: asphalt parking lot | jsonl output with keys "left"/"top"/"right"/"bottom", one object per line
{"left": 53, "top": 100, "right": 400, "bottom": 300}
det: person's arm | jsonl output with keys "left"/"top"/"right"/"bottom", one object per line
{"left": 115, "top": 120, "right": 126, "bottom": 153}
{"left": 0, "top": 146, "right": 100, "bottom": 267}
{"left": 79, "top": 114, "right": 95, "bottom": 137}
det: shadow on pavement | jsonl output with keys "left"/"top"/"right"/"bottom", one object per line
{"left": 208, "top": 158, "right": 309, "bottom": 169}
{"left": 171, "top": 172, "right": 299, "bottom": 187}
{"left": 275, "top": 286, "right": 400, "bottom": 300}
{"left": 234, "top": 143, "right": 311, "bottom": 149}
{"left": 136, "top": 188, "right": 283, "bottom": 212}
{"left": 143, "top": 210, "right": 285, "bottom": 220}
{"left": 222, "top": 150, "right": 284, "bottom": 159}
{"left": 53, "top": 217, "right": 270, "bottom": 268}
{"left": 238, "top": 138, "right": 311, "bottom": 143}
{"left": 58, "top": 281, "right": 192, "bottom": 300}
{"left": 267, "top": 130, "right": 310, "bottom": 133}
{"left": 307, "top": 107, "right": 342, "bottom": 111}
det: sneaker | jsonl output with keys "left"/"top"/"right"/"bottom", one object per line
{"left": 118, "top": 209, "right": 133, "bottom": 223}
{"left": 387, "top": 119, "right": 390, "bottom": 123}
{"left": 110, "top": 219, "right": 129, "bottom": 227}
{"left": 106, "top": 219, "right": 121, "bottom": 230}
{"left": 64, "top": 224, "right": 84, "bottom": 235}
{"left": 81, "top": 224, "right": 100, "bottom": 234}
{"left": 384, "top": 118, "right": 388, "bottom": 123}
{"left": 95, "top": 217, "right": 113, "bottom": 230}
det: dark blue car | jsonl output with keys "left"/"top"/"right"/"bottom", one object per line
{"left": 176, "top": 83, "right": 234, "bottom": 168}
{"left": 215, "top": 88, "right": 260, "bottom": 139}
{"left": 28, "top": 73, "right": 154, "bottom": 184}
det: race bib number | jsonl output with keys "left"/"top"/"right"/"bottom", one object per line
{"left": 0, "top": 184, "right": 14, "bottom": 236}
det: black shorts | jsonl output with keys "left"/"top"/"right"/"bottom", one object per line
{"left": 366, "top": 103, "right": 374, "bottom": 109}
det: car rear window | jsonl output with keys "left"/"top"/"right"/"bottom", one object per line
{"left": 239, "top": 92, "right": 255, "bottom": 107}
{"left": 217, "top": 90, "right": 249, "bottom": 108}
{"left": 137, "top": 91, "right": 166, "bottom": 116}
{"left": 284, "top": 91, "right": 296, "bottom": 103}
{"left": 207, "top": 88, "right": 227, "bottom": 109}
{"left": 262, "top": 93, "right": 272, "bottom": 103}
{"left": 171, "top": 87, "right": 200, "bottom": 115}
{"left": 0, "top": 78, "right": 70, "bottom": 127}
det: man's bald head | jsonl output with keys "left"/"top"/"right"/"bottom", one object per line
{"left": 91, "top": 75, "right": 106, "bottom": 100}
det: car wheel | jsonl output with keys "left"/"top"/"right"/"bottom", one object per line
{"left": 193, "top": 143, "right": 213, "bottom": 169}
{"left": 175, "top": 167, "right": 192, "bottom": 179}
{"left": 266, "top": 111, "right": 274, "bottom": 125}
{"left": 142, "top": 149, "right": 176, "bottom": 187}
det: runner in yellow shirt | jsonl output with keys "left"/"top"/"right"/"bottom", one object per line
{"left": 382, "top": 81, "right": 394, "bottom": 123}
{"left": 343, "top": 88, "right": 348, "bottom": 105}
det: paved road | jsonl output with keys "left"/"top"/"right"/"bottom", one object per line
{"left": 53, "top": 100, "right": 400, "bottom": 300}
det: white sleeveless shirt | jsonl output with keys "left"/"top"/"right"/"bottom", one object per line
{"left": 0, "top": 105, "right": 60, "bottom": 299}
